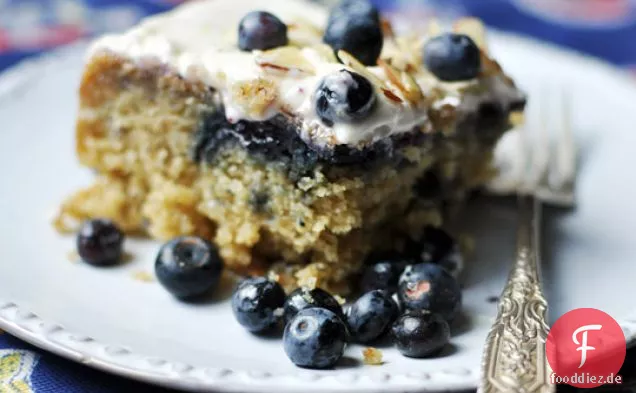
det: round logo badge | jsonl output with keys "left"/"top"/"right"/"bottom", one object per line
{"left": 546, "top": 308, "right": 626, "bottom": 388}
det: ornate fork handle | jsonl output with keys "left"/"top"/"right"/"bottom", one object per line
{"left": 479, "top": 195, "right": 554, "bottom": 393}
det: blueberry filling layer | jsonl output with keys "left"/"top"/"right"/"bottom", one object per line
{"left": 191, "top": 106, "right": 429, "bottom": 179}
{"left": 191, "top": 94, "right": 520, "bottom": 180}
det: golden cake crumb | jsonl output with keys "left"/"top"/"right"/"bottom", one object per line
{"left": 132, "top": 271, "right": 155, "bottom": 283}
{"left": 67, "top": 250, "right": 80, "bottom": 264}
{"left": 334, "top": 295, "right": 346, "bottom": 306}
{"left": 363, "top": 347, "right": 383, "bottom": 365}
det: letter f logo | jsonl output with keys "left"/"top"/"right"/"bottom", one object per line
{"left": 572, "top": 324, "right": 603, "bottom": 368}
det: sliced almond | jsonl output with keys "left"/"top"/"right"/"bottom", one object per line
{"left": 479, "top": 52, "right": 503, "bottom": 77}
{"left": 382, "top": 88, "right": 403, "bottom": 104}
{"left": 380, "top": 17, "right": 395, "bottom": 39}
{"left": 378, "top": 59, "right": 424, "bottom": 105}
{"left": 378, "top": 59, "right": 403, "bottom": 89}
{"left": 337, "top": 50, "right": 385, "bottom": 87}
{"left": 453, "top": 18, "right": 487, "bottom": 51}
{"left": 393, "top": 34, "right": 424, "bottom": 73}
{"left": 287, "top": 17, "right": 324, "bottom": 47}
{"left": 255, "top": 46, "right": 316, "bottom": 76}
{"left": 400, "top": 71, "right": 425, "bottom": 104}
{"left": 310, "top": 43, "right": 338, "bottom": 63}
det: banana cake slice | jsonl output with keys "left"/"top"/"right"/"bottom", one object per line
{"left": 54, "top": 0, "right": 525, "bottom": 293}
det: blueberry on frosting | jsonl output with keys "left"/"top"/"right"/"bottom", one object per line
{"left": 324, "top": 0, "right": 383, "bottom": 66}
{"left": 238, "top": 11, "right": 288, "bottom": 51}
{"left": 423, "top": 33, "right": 481, "bottom": 82}
{"left": 315, "top": 69, "right": 377, "bottom": 127}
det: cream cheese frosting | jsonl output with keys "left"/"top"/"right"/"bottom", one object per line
{"left": 89, "top": 0, "right": 522, "bottom": 147}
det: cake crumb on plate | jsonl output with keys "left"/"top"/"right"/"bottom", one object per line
{"left": 363, "top": 347, "right": 383, "bottom": 365}
{"left": 132, "top": 271, "right": 154, "bottom": 283}
{"left": 67, "top": 250, "right": 79, "bottom": 263}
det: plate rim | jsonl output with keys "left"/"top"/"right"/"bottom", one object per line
{"left": 1, "top": 32, "right": 635, "bottom": 393}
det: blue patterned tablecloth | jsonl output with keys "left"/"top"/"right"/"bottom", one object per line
{"left": 1, "top": 0, "right": 636, "bottom": 392}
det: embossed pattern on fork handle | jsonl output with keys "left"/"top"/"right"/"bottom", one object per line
{"left": 479, "top": 195, "right": 555, "bottom": 393}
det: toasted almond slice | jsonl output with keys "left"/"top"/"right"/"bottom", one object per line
{"left": 378, "top": 59, "right": 403, "bottom": 89}
{"left": 337, "top": 50, "right": 385, "bottom": 87}
{"left": 255, "top": 46, "right": 316, "bottom": 76}
{"left": 310, "top": 43, "right": 338, "bottom": 63}
{"left": 378, "top": 59, "right": 424, "bottom": 105}
{"left": 382, "top": 88, "right": 403, "bottom": 104}
{"left": 453, "top": 17, "right": 487, "bottom": 51}
{"left": 287, "top": 17, "right": 324, "bottom": 47}
{"left": 479, "top": 52, "right": 503, "bottom": 77}
{"left": 400, "top": 71, "right": 425, "bottom": 104}
{"left": 380, "top": 17, "right": 395, "bottom": 39}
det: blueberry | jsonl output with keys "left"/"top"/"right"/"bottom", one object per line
{"left": 398, "top": 263, "right": 462, "bottom": 322}
{"left": 346, "top": 290, "right": 399, "bottom": 343}
{"left": 77, "top": 219, "right": 124, "bottom": 266}
{"left": 315, "top": 70, "right": 376, "bottom": 127}
{"left": 328, "top": 0, "right": 380, "bottom": 24}
{"left": 406, "top": 226, "right": 463, "bottom": 277}
{"left": 238, "top": 11, "right": 288, "bottom": 51}
{"left": 323, "top": 12, "right": 383, "bottom": 66}
{"left": 284, "top": 307, "right": 348, "bottom": 369}
{"left": 155, "top": 236, "right": 224, "bottom": 300}
{"left": 231, "top": 277, "right": 286, "bottom": 333}
{"left": 360, "top": 254, "right": 411, "bottom": 293}
{"left": 392, "top": 310, "right": 450, "bottom": 358}
{"left": 423, "top": 33, "right": 481, "bottom": 81}
{"left": 284, "top": 287, "right": 344, "bottom": 324}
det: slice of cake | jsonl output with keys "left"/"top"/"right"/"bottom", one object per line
{"left": 54, "top": 0, "right": 525, "bottom": 293}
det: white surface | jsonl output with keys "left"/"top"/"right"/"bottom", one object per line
{"left": 0, "top": 33, "right": 636, "bottom": 393}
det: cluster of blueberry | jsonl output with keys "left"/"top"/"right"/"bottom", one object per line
{"left": 237, "top": 0, "right": 482, "bottom": 128}
{"left": 231, "top": 226, "right": 463, "bottom": 369}
{"left": 75, "top": 218, "right": 464, "bottom": 369}
{"left": 76, "top": 219, "right": 225, "bottom": 299}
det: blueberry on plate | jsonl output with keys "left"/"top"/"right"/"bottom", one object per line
{"left": 346, "top": 290, "right": 399, "bottom": 343}
{"left": 231, "top": 277, "right": 286, "bottom": 333}
{"left": 283, "top": 287, "right": 344, "bottom": 324}
{"left": 323, "top": 11, "right": 383, "bottom": 66}
{"left": 406, "top": 226, "right": 463, "bottom": 278}
{"left": 284, "top": 307, "right": 348, "bottom": 369}
{"left": 315, "top": 69, "right": 376, "bottom": 127}
{"left": 392, "top": 310, "right": 450, "bottom": 358}
{"left": 155, "top": 236, "right": 224, "bottom": 300}
{"left": 423, "top": 33, "right": 481, "bottom": 82}
{"left": 238, "top": 11, "right": 288, "bottom": 51}
{"left": 398, "top": 263, "right": 462, "bottom": 322}
{"left": 360, "top": 253, "right": 411, "bottom": 293}
{"left": 77, "top": 219, "right": 124, "bottom": 267}
{"left": 328, "top": 0, "right": 380, "bottom": 25}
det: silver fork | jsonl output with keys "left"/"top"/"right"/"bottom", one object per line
{"left": 479, "top": 90, "right": 577, "bottom": 393}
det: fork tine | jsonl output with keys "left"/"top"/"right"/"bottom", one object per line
{"left": 541, "top": 88, "right": 576, "bottom": 206}
{"left": 522, "top": 91, "right": 550, "bottom": 194}
{"left": 555, "top": 89, "right": 577, "bottom": 188}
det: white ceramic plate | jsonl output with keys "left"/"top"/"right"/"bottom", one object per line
{"left": 1, "top": 32, "right": 636, "bottom": 393}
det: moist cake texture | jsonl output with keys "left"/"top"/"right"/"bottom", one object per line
{"left": 54, "top": 0, "right": 525, "bottom": 293}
